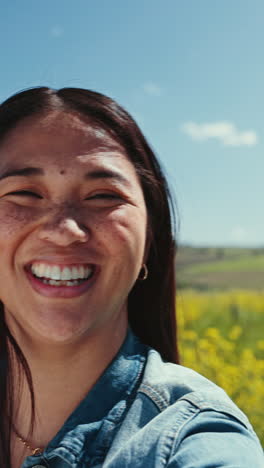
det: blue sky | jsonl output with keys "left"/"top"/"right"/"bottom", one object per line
{"left": 1, "top": 0, "right": 263, "bottom": 246}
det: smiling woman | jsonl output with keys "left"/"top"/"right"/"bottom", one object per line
{"left": 0, "top": 88, "right": 262, "bottom": 468}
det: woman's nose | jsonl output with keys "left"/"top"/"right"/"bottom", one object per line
{"left": 38, "top": 217, "right": 89, "bottom": 246}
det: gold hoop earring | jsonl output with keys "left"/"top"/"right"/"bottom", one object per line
{"left": 138, "top": 264, "right": 148, "bottom": 281}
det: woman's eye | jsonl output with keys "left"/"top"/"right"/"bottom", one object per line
{"left": 87, "top": 193, "right": 122, "bottom": 200}
{"left": 7, "top": 190, "right": 42, "bottom": 198}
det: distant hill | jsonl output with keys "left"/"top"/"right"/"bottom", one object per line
{"left": 176, "top": 246, "right": 264, "bottom": 290}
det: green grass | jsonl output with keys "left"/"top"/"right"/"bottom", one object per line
{"left": 177, "top": 246, "right": 264, "bottom": 290}
{"left": 184, "top": 255, "right": 264, "bottom": 274}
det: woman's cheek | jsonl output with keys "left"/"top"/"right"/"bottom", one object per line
{"left": 0, "top": 203, "right": 41, "bottom": 237}
{"left": 97, "top": 209, "right": 147, "bottom": 249}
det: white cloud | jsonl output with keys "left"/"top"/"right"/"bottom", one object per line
{"left": 181, "top": 121, "right": 258, "bottom": 147}
{"left": 230, "top": 226, "right": 248, "bottom": 243}
{"left": 229, "top": 226, "right": 259, "bottom": 246}
{"left": 142, "top": 82, "right": 162, "bottom": 97}
{"left": 50, "top": 26, "right": 64, "bottom": 38}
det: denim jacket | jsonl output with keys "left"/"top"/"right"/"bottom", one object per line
{"left": 22, "top": 329, "right": 264, "bottom": 468}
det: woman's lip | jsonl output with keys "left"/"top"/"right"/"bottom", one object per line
{"left": 25, "top": 266, "right": 98, "bottom": 299}
{"left": 25, "top": 260, "right": 94, "bottom": 269}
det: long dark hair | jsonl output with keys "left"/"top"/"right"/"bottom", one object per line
{"left": 0, "top": 87, "right": 178, "bottom": 466}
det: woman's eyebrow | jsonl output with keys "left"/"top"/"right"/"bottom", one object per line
{"left": 84, "top": 169, "right": 132, "bottom": 187}
{"left": 0, "top": 166, "right": 132, "bottom": 187}
{"left": 0, "top": 167, "right": 44, "bottom": 181}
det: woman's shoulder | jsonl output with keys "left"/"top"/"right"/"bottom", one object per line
{"left": 139, "top": 346, "right": 250, "bottom": 427}
{"left": 106, "top": 346, "right": 264, "bottom": 467}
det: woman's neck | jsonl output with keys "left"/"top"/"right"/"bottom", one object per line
{"left": 11, "top": 318, "right": 128, "bottom": 449}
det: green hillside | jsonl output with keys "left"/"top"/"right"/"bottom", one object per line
{"left": 177, "top": 246, "right": 264, "bottom": 290}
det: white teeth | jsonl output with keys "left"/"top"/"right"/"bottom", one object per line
{"left": 50, "top": 265, "right": 61, "bottom": 280}
{"left": 72, "top": 267, "right": 79, "bottom": 279}
{"left": 31, "top": 263, "right": 93, "bottom": 282}
{"left": 31, "top": 263, "right": 43, "bottom": 277}
{"left": 61, "top": 267, "right": 72, "bottom": 280}
{"left": 66, "top": 280, "right": 79, "bottom": 286}
{"left": 38, "top": 263, "right": 45, "bottom": 277}
{"left": 84, "top": 266, "right": 89, "bottom": 278}
{"left": 37, "top": 278, "right": 83, "bottom": 287}
{"left": 45, "top": 265, "right": 51, "bottom": 278}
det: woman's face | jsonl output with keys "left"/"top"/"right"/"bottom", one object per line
{"left": 0, "top": 111, "right": 148, "bottom": 344}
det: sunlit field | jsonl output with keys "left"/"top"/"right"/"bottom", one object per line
{"left": 177, "top": 290, "right": 264, "bottom": 446}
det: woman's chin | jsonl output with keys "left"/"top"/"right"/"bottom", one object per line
{"left": 24, "top": 307, "right": 99, "bottom": 346}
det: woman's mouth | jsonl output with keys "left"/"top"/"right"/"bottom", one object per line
{"left": 25, "top": 262, "right": 96, "bottom": 298}
{"left": 30, "top": 263, "right": 93, "bottom": 286}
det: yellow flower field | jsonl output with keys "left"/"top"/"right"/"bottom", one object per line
{"left": 177, "top": 290, "right": 264, "bottom": 446}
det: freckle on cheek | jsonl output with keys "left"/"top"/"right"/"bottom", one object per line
{"left": 0, "top": 209, "right": 38, "bottom": 236}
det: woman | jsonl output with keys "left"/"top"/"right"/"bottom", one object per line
{"left": 0, "top": 87, "right": 262, "bottom": 468}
